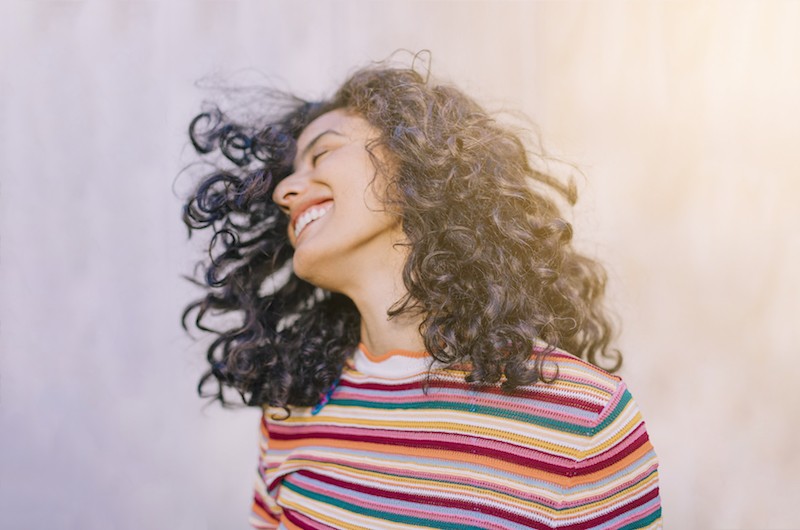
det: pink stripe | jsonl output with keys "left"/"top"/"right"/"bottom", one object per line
{"left": 340, "top": 370, "right": 613, "bottom": 408}
{"left": 269, "top": 425, "right": 580, "bottom": 471}
{"left": 335, "top": 385, "right": 607, "bottom": 418}
{"left": 557, "top": 487, "right": 661, "bottom": 529}
{"left": 291, "top": 470, "right": 553, "bottom": 529}
{"left": 575, "top": 422, "right": 648, "bottom": 469}
{"left": 276, "top": 450, "right": 569, "bottom": 505}
{"left": 559, "top": 462, "right": 659, "bottom": 509}
{"left": 573, "top": 430, "right": 651, "bottom": 476}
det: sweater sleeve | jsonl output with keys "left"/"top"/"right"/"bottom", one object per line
{"left": 249, "top": 410, "right": 282, "bottom": 529}
{"left": 560, "top": 380, "right": 662, "bottom": 529}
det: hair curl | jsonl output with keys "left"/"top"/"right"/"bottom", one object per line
{"left": 183, "top": 63, "right": 620, "bottom": 410}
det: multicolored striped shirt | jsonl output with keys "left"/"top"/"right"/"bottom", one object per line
{"left": 250, "top": 344, "right": 661, "bottom": 529}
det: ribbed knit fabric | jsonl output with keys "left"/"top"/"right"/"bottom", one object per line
{"left": 250, "top": 345, "right": 661, "bottom": 529}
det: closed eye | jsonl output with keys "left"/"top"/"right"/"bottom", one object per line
{"left": 311, "top": 149, "right": 329, "bottom": 167}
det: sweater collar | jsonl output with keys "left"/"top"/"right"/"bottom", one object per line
{"left": 350, "top": 343, "right": 434, "bottom": 379}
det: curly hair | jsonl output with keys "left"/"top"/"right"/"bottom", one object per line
{"left": 183, "top": 63, "right": 620, "bottom": 410}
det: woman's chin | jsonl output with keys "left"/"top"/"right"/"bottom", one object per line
{"left": 291, "top": 252, "right": 316, "bottom": 282}
{"left": 292, "top": 249, "right": 334, "bottom": 290}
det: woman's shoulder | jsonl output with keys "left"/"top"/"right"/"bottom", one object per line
{"left": 429, "top": 346, "right": 638, "bottom": 438}
{"left": 531, "top": 347, "right": 638, "bottom": 434}
{"left": 541, "top": 348, "right": 627, "bottom": 403}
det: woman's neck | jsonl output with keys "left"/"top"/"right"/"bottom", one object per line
{"left": 358, "top": 305, "right": 426, "bottom": 360}
{"left": 345, "top": 261, "right": 426, "bottom": 359}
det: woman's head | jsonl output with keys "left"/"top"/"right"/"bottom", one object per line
{"left": 271, "top": 109, "right": 405, "bottom": 294}
{"left": 184, "top": 63, "right": 619, "bottom": 409}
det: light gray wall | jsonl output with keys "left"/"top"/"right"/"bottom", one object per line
{"left": 2, "top": 1, "right": 798, "bottom": 528}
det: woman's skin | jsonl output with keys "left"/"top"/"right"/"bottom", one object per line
{"left": 272, "top": 109, "right": 426, "bottom": 359}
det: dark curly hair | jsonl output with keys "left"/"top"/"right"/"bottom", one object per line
{"left": 182, "top": 63, "right": 620, "bottom": 410}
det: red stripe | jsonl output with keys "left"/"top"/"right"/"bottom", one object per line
{"left": 573, "top": 430, "right": 651, "bottom": 476}
{"left": 558, "top": 486, "right": 661, "bottom": 529}
{"left": 294, "top": 469, "right": 556, "bottom": 529}
{"left": 282, "top": 508, "right": 334, "bottom": 529}
{"left": 270, "top": 427, "right": 579, "bottom": 474}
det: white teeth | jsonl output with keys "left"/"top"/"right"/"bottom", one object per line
{"left": 294, "top": 203, "right": 333, "bottom": 237}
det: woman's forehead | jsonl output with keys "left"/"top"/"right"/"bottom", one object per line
{"left": 297, "top": 109, "right": 372, "bottom": 147}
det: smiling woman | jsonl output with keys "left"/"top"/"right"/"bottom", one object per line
{"left": 272, "top": 110, "right": 407, "bottom": 297}
{"left": 183, "top": 62, "right": 662, "bottom": 529}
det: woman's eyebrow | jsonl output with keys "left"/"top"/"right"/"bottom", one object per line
{"left": 297, "top": 129, "right": 344, "bottom": 163}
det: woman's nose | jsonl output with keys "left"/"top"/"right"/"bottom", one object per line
{"left": 272, "top": 172, "right": 307, "bottom": 212}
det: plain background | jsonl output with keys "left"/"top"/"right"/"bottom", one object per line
{"left": 2, "top": 1, "right": 799, "bottom": 528}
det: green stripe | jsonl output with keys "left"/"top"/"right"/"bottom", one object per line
{"left": 283, "top": 480, "right": 488, "bottom": 530}
{"left": 618, "top": 506, "right": 662, "bottom": 529}
{"left": 332, "top": 391, "right": 631, "bottom": 436}
{"left": 593, "top": 388, "right": 632, "bottom": 433}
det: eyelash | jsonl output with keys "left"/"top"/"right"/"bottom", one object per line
{"left": 311, "top": 150, "right": 328, "bottom": 166}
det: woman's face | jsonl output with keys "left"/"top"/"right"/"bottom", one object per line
{"left": 272, "top": 109, "right": 404, "bottom": 291}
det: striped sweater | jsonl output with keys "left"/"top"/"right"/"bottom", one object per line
{"left": 250, "top": 344, "right": 661, "bottom": 529}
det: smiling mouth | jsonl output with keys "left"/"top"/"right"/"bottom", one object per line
{"left": 294, "top": 202, "right": 333, "bottom": 238}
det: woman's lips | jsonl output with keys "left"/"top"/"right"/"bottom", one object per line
{"left": 294, "top": 201, "right": 334, "bottom": 239}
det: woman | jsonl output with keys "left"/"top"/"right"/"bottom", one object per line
{"left": 184, "top": 63, "right": 662, "bottom": 529}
